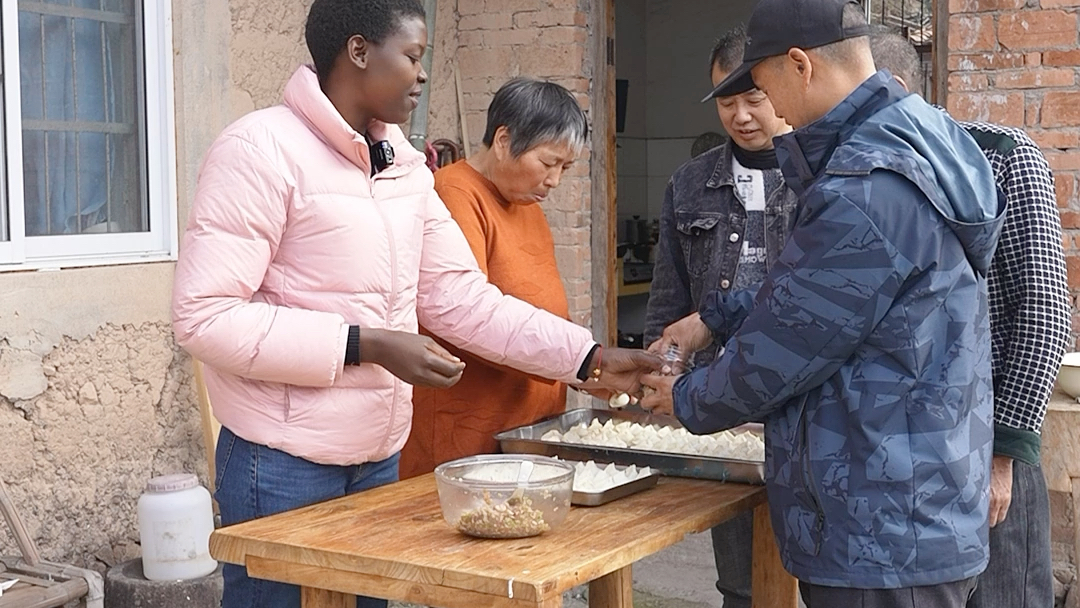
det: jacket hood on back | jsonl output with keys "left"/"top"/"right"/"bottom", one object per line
{"left": 776, "top": 70, "right": 1006, "bottom": 274}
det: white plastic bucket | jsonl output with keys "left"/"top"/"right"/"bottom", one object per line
{"left": 137, "top": 473, "right": 217, "bottom": 581}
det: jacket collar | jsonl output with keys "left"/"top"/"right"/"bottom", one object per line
{"left": 283, "top": 65, "right": 424, "bottom": 178}
{"left": 706, "top": 141, "right": 737, "bottom": 189}
{"left": 774, "top": 70, "right": 908, "bottom": 195}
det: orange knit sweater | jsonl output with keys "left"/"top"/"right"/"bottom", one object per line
{"left": 400, "top": 160, "right": 570, "bottom": 479}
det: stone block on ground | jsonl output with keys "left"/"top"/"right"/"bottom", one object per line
{"left": 104, "top": 559, "right": 222, "bottom": 608}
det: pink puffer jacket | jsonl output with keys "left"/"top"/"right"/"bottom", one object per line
{"left": 172, "top": 66, "right": 595, "bottom": 466}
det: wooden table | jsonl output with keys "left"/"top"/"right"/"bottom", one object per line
{"left": 210, "top": 475, "right": 798, "bottom": 608}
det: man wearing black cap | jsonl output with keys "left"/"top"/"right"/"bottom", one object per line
{"left": 644, "top": 25, "right": 797, "bottom": 608}
{"left": 641, "top": 0, "right": 1007, "bottom": 606}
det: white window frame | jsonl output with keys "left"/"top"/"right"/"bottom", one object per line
{"left": 0, "top": 0, "right": 177, "bottom": 271}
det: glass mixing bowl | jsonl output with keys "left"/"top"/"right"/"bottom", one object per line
{"left": 434, "top": 454, "right": 574, "bottom": 539}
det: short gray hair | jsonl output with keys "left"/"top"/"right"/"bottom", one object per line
{"left": 482, "top": 78, "right": 588, "bottom": 157}
{"left": 868, "top": 24, "right": 924, "bottom": 97}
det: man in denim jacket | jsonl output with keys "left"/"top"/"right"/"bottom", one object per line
{"left": 643, "top": 26, "right": 797, "bottom": 608}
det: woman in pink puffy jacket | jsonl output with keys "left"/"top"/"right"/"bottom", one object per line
{"left": 171, "top": 1, "right": 655, "bottom": 607}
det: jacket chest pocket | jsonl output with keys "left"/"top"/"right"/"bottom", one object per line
{"left": 675, "top": 212, "right": 723, "bottom": 281}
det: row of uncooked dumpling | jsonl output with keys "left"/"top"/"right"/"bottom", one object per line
{"left": 563, "top": 460, "right": 654, "bottom": 493}
{"left": 541, "top": 419, "right": 765, "bottom": 462}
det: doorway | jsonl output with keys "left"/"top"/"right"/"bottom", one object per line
{"left": 595, "top": 0, "right": 945, "bottom": 347}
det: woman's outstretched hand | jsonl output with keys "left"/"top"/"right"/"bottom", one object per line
{"left": 586, "top": 347, "right": 665, "bottom": 395}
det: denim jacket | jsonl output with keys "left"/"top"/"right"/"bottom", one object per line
{"left": 644, "top": 142, "right": 798, "bottom": 363}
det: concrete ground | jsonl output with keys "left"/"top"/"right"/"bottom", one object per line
{"left": 392, "top": 531, "right": 806, "bottom": 608}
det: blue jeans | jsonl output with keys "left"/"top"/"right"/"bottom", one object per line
{"left": 215, "top": 427, "right": 399, "bottom": 608}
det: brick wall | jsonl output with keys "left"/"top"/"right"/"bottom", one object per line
{"left": 946, "top": 0, "right": 1080, "bottom": 347}
{"left": 452, "top": 0, "right": 596, "bottom": 331}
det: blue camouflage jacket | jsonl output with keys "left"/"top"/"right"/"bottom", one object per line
{"left": 672, "top": 72, "right": 1007, "bottom": 588}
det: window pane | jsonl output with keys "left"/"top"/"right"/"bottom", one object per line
{"left": 18, "top": 0, "right": 145, "bottom": 236}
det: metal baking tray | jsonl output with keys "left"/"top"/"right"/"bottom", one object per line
{"left": 495, "top": 408, "right": 765, "bottom": 484}
{"left": 571, "top": 465, "right": 661, "bottom": 507}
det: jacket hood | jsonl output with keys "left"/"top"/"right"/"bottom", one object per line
{"left": 775, "top": 70, "right": 1005, "bottom": 274}
{"left": 282, "top": 65, "right": 425, "bottom": 177}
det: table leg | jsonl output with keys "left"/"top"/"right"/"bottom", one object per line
{"left": 1073, "top": 476, "right": 1080, "bottom": 598}
{"left": 301, "top": 586, "right": 356, "bottom": 608}
{"left": 589, "top": 564, "right": 632, "bottom": 608}
{"left": 751, "top": 502, "right": 798, "bottom": 608}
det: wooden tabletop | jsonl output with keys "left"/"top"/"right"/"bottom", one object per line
{"left": 211, "top": 474, "right": 771, "bottom": 606}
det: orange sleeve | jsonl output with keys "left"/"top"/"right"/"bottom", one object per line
{"left": 435, "top": 185, "right": 491, "bottom": 276}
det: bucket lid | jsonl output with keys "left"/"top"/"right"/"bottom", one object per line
{"left": 146, "top": 473, "right": 199, "bottom": 493}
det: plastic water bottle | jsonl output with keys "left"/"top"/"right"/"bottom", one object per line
{"left": 137, "top": 474, "right": 217, "bottom": 581}
{"left": 662, "top": 344, "right": 685, "bottom": 375}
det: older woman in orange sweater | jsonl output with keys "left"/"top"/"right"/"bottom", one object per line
{"left": 400, "top": 79, "right": 588, "bottom": 478}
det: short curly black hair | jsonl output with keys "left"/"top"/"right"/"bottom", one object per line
{"left": 305, "top": 0, "right": 426, "bottom": 83}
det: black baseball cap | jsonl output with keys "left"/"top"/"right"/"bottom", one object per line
{"left": 702, "top": 0, "right": 871, "bottom": 102}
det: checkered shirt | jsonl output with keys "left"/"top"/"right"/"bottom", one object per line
{"left": 962, "top": 121, "right": 1070, "bottom": 443}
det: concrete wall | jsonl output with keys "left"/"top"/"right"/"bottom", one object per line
{"left": 615, "top": 0, "right": 754, "bottom": 229}
{"left": 615, "top": 0, "right": 649, "bottom": 230}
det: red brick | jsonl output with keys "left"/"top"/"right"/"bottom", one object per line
{"left": 1043, "top": 92, "right": 1080, "bottom": 127}
{"left": 516, "top": 44, "right": 584, "bottom": 78}
{"left": 537, "top": 26, "right": 588, "bottom": 46}
{"left": 457, "top": 0, "right": 486, "bottom": 15}
{"left": 1031, "top": 130, "right": 1080, "bottom": 149}
{"left": 1057, "top": 172, "right": 1076, "bottom": 207}
{"left": 459, "top": 12, "right": 513, "bottom": 31}
{"left": 1027, "top": 95, "right": 1041, "bottom": 128}
{"left": 484, "top": 0, "right": 550, "bottom": 12}
{"left": 949, "top": 0, "right": 1024, "bottom": 10}
{"left": 458, "top": 46, "right": 516, "bottom": 77}
{"left": 996, "top": 68, "right": 1075, "bottom": 88}
{"left": 548, "top": 77, "right": 590, "bottom": 93}
{"left": 1046, "top": 151, "right": 1080, "bottom": 171}
{"left": 513, "top": 10, "right": 586, "bottom": 28}
{"left": 1042, "top": 0, "right": 1080, "bottom": 7}
{"left": 458, "top": 30, "right": 484, "bottom": 47}
{"left": 1026, "top": 52, "right": 1042, "bottom": 66}
{"left": 950, "top": 72, "right": 989, "bottom": 91}
{"left": 1060, "top": 211, "right": 1080, "bottom": 228}
{"left": 484, "top": 28, "right": 540, "bottom": 47}
{"left": 1066, "top": 255, "right": 1080, "bottom": 287}
{"left": 465, "top": 113, "right": 487, "bottom": 150}
{"left": 998, "top": 11, "right": 1078, "bottom": 50}
{"left": 461, "top": 92, "right": 490, "bottom": 113}
{"left": 1045, "top": 49, "right": 1080, "bottom": 66}
{"left": 948, "top": 52, "right": 1026, "bottom": 71}
{"left": 949, "top": 14, "right": 996, "bottom": 51}
{"left": 947, "top": 91, "right": 1026, "bottom": 126}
